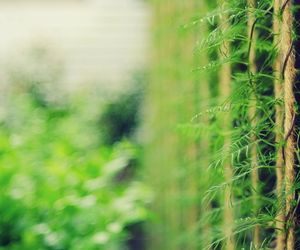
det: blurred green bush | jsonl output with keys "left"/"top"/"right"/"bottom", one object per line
{"left": 0, "top": 46, "right": 150, "bottom": 250}
{"left": 99, "top": 73, "right": 145, "bottom": 145}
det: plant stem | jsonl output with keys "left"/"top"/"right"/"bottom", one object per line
{"left": 281, "top": 0, "right": 296, "bottom": 249}
{"left": 273, "top": 0, "right": 286, "bottom": 249}
{"left": 195, "top": 1, "right": 212, "bottom": 248}
{"left": 247, "top": 0, "right": 260, "bottom": 247}
{"left": 219, "top": 1, "right": 235, "bottom": 249}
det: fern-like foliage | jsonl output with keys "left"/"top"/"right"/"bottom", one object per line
{"left": 144, "top": 0, "right": 300, "bottom": 249}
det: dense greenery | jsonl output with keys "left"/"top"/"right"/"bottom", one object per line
{"left": 0, "top": 48, "right": 149, "bottom": 250}
{"left": 2, "top": 1, "right": 300, "bottom": 250}
{"left": 144, "top": 0, "right": 300, "bottom": 249}
{"left": 99, "top": 74, "right": 145, "bottom": 145}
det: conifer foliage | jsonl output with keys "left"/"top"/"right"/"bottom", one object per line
{"left": 144, "top": 0, "right": 300, "bottom": 249}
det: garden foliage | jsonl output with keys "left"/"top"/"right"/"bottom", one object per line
{"left": 144, "top": 0, "right": 300, "bottom": 249}
{"left": 0, "top": 47, "right": 149, "bottom": 250}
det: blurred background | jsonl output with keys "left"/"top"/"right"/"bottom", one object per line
{"left": 0, "top": 0, "right": 149, "bottom": 92}
{"left": 0, "top": 0, "right": 151, "bottom": 249}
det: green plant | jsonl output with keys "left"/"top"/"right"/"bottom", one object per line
{"left": 99, "top": 78, "right": 145, "bottom": 145}
{"left": 144, "top": 0, "right": 300, "bottom": 249}
{"left": 0, "top": 49, "right": 150, "bottom": 250}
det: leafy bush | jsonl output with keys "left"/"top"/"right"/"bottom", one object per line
{"left": 99, "top": 73, "right": 145, "bottom": 145}
{"left": 0, "top": 94, "right": 150, "bottom": 250}
{"left": 0, "top": 47, "right": 150, "bottom": 250}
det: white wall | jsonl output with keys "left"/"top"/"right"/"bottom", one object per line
{"left": 0, "top": 0, "right": 149, "bottom": 91}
